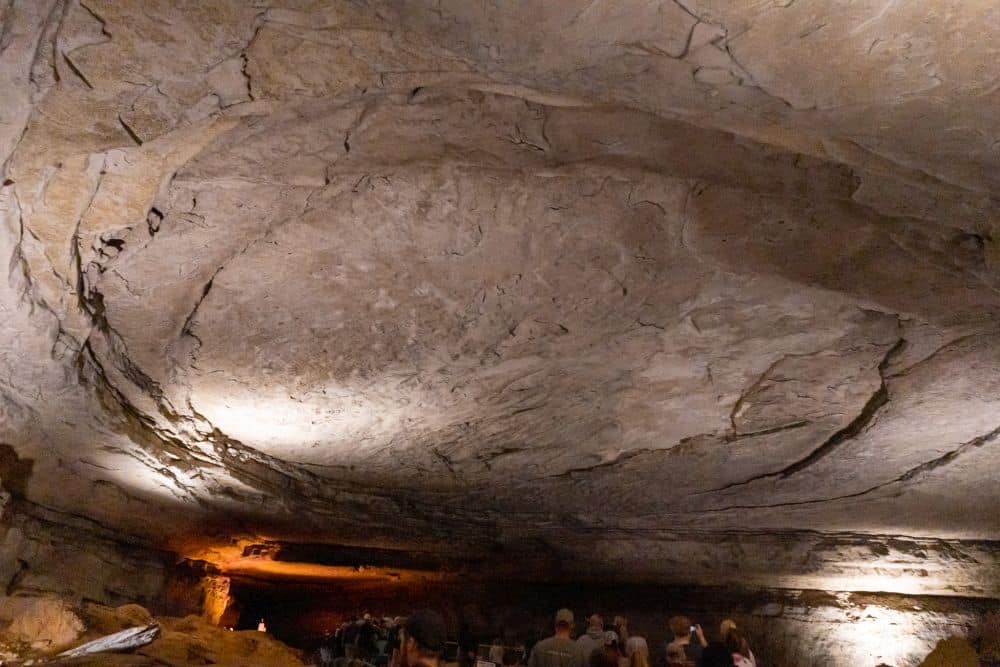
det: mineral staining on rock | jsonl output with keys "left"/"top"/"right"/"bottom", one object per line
{"left": 0, "top": 0, "right": 998, "bottom": 605}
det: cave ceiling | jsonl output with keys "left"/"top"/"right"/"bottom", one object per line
{"left": 1, "top": 0, "right": 999, "bottom": 595}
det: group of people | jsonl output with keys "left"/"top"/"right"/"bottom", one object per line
{"left": 320, "top": 613, "right": 406, "bottom": 666}
{"left": 321, "top": 608, "right": 754, "bottom": 667}
{"left": 527, "top": 609, "right": 754, "bottom": 667}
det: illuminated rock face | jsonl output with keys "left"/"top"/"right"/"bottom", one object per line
{"left": 0, "top": 0, "right": 999, "bottom": 613}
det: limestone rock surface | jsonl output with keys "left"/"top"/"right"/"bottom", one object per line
{"left": 0, "top": 0, "right": 998, "bottom": 598}
{"left": 0, "top": 596, "right": 85, "bottom": 651}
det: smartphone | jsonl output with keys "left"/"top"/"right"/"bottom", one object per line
{"left": 690, "top": 625, "right": 696, "bottom": 633}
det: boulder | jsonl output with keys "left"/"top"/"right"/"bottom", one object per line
{"left": 0, "top": 595, "right": 85, "bottom": 651}
{"left": 136, "top": 614, "right": 308, "bottom": 666}
{"left": 918, "top": 637, "right": 978, "bottom": 667}
{"left": 78, "top": 602, "right": 154, "bottom": 635}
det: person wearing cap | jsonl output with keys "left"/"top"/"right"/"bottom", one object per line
{"left": 401, "top": 609, "right": 449, "bottom": 667}
{"left": 528, "top": 609, "right": 587, "bottom": 667}
{"left": 576, "top": 614, "right": 604, "bottom": 659}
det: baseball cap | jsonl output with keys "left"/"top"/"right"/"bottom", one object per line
{"left": 405, "top": 609, "right": 448, "bottom": 653}
{"left": 555, "top": 608, "right": 574, "bottom": 626}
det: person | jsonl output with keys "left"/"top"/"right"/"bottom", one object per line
{"left": 700, "top": 642, "right": 732, "bottom": 667}
{"left": 612, "top": 617, "right": 629, "bottom": 644}
{"left": 502, "top": 649, "right": 522, "bottom": 667}
{"left": 602, "top": 631, "right": 627, "bottom": 667}
{"left": 388, "top": 619, "right": 403, "bottom": 657}
{"left": 320, "top": 631, "right": 335, "bottom": 666}
{"left": 457, "top": 618, "right": 476, "bottom": 667}
{"left": 665, "top": 643, "right": 685, "bottom": 666}
{"left": 724, "top": 629, "right": 755, "bottom": 667}
{"left": 719, "top": 619, "right": 737, "bottom": 642}
{"left": 359, "top": 614, "right": 379, "bottom": 661}
{"left": 665, "top": 617, "right": 706, "bottom": 665}
{"left": 345, "top": 616, "right": 362, "bottom": 660}
{"left": 623, "top": 636, "right": 649, "bottom": 667}
{"left": 401, "top": 609, "right": 449, "bottom": 667}
{"left": 490, "top": 638, "right": 505, "bottom": 664}
{"left": 577, "top": 614, "right": 604, "bottom": 659}
{"left": 588, "top": 648, "right": 618, "bottom": 667}
{"left": 528, "top": 609, "right": 587, "bottom": 667}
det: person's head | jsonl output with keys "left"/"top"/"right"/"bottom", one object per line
{"left": 603, "top": 631, "right": 621, "bottom": 656}
{"left": 502, "top": 650, "right": 520, "bottom": 667}
{"left": 588, "top": 614, "right": 604, "bottom": 630}
{"left": 667, "top": 616, "right": 691, "bottom": 640}
{"left": 724, "top": 629, "right": 750, "bottom": 658}
{"left": 402, "top": 609, "right": 447, "bottom": 667}
{"left": 719, "top": 619, "right": 737, "bottom": 640}
{"left": 700, "top": 642, "right": 732, "bottom": 667}
{"left": 554, "top": 609, "right": 574, "bottom": 636}
{"left": 626, "top": 649, "right": 650, "bottom": 667}
{"left": 624, "top": 636, "right": 647, "bottom": 659}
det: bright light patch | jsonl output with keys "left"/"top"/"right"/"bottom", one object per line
{"left": 191, "top": 385, "right": 404, "bottom": 464}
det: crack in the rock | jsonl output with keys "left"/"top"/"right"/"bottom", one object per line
{"left": 61, "top": 51, "right": 93, "bottom": 88}
{"left": 5, "top": 188, "right": 58, "bottom": 325}
{"left": 704, "top": 337, "right": 905, "bottom": 494}
{"left": 0, "top": 0, "right": 16, "bottom": 56}
{"left": 768, "top": 340, "right": 904, "bottom": 479}
{"left": 78, "top": 0, "right": 111, "bottom": 41}
{"left": 885, "top": 332, "right": 991, "bottom": 378}
{"left": 726, "top": 346, "right": 842, "bottom": 436}
{"left": 341, "top": 100, "right": 376, "bottom": 160}
{"left": 546, "top": 448, "right": 653, "bottom": 479}
{"left": 730, "top": 420, "right": 810, "bottom": 439}
{"left": 27, "top": 0, "right": 67, "bottom": 100}
{"left": 893, "top": 425, "right": 1000, "bottom": 484}
{"left": 699, "top": 423, "right": 1000, "bottom": 514}
{"left": 239, "top": 34, "right": 258, "bottom": 103}
{"left": 668, "top": 0, "right": 811, "bottom": 110}
{"left": 59, "top": 0, "right": 112, "bottom": 90}
{"left": 118, "top": 114, "right": 143, "bottom": 145}
{"left": 179, "top": 265, "right": 223, "bottom": 347}
{"left": 633, "top": 317, "right": 665, "bottom": 330}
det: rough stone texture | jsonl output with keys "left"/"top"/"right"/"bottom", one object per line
{"left": 0, "top": 595, "right": 85, "bottom": 651}
{"left": 0, "top": 498, "right": 173, "bottom": 607}
{"left": 0, "top": 0, "right": 999, "bottom": 612}
{"left": 0, "top": 600, "right": 308, "bottom": 665}
{"left": 136, "top": 614, "right": 307, "bottom": 667}
{"left": 918, "top": 637, "right": 980, "bottom": 667}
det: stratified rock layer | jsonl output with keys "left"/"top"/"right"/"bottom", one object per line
{"left": 0, "top": 0, "right": 998, "bottom": 602}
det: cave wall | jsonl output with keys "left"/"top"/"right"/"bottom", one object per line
{"left": 0, "top": 487, "right": 224, "bottom": 620}
{"left": 0, "top": 497, "right": 171, "bottom": 607}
